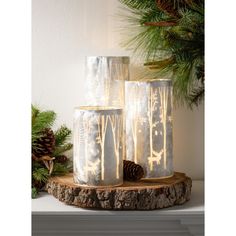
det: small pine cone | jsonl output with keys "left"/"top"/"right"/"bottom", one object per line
{"left": 123, "top": 160, "right": 144, "bottom": 181}
{"left": 33, "top": 128, "right": 55, "bottom": 157}
{"left": 55, "top": 155, "right": 68, "bottom": 164}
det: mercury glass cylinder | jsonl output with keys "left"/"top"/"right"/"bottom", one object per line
{"left": 85, "top": 56, "right": 129, "bottom": 108}
{"left": 73, "top": 106, "right": 123, "bottom": 187}
{"left": 125, "top": 79, "right": 173, "bottom": 179}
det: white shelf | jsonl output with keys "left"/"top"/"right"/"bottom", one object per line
{"left": 32, "top": 180, "right": 204, "bottom": 236}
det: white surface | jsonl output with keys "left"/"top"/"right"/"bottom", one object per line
{"left": 32, "top": 181, "right": 204, "bottom": 215}
{"left": 32, "top": 0, "right": 204, "bottom": 180}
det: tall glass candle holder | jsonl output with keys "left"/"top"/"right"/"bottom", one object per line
{"left": 125, "top": 79, "right": 173, "bottom": 179}
{"left": 73, "top": 106, "right": 123, "bottom": 187}
{"left": 85, "top": 56, "right": 129, "bottom": 158}
{"left": 85, "top": 56, "right": 129, "bottom": 108}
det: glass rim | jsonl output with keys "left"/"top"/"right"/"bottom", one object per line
{"left": 86, "top": 56, "right": 130, "bottom": 64}
{"left": 125, "top": 79, "right": 172, "bottom": 83}
{"left": 75, "top": 106, "right": 123, "bottom": 111}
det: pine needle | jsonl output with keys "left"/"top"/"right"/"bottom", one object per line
{"left": 32, "top": 110, "right": 56, "bottom": 133}
{"left": 32, "top": 167, "right": 49, "bottom": 183}
{"left": 52, "top": 163, "right": 69, "bottom": 176}
{"left": 54, "top": 125, "right": 72, "bottom": 146}
{"left": 53, "top": 143, "right": 73, "bottom": 157}
{"left": 31, "top": 105, "right": 72, "bottom": 198}
{"left": 119, "top": 0, "right": 204, "bottom": 107}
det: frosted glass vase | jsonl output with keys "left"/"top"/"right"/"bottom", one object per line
{"left": 73, "top": 106, "right": 123, "bottom": 187}
{"left": 125, "top": 80, "right": 173, "bottom": 179}
{"left": 85, "top": 56, "right": 129, "bottom": 108}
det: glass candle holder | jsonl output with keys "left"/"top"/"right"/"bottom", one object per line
{"left": 125, "top": 80, "right": 173, "bottom": 179}
{"left": 85, "top": 56, "right": 129, "bottom": 108}
{"left": 73, "top": 106, "right": 123, "bottom": 187}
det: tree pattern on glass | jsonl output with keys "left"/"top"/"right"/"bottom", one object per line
{"left": 129, "top": 86, "right": 139, "bottom": 163}
{"left": 158, "top": 86, "right": 169, "bottom": 169}
{"left": 147, "top": 86, "right": 165, "bottom": 171}
{"left": 126, "top": 80, "right": 173, "bottom": 178}
{"left": 108, "top": 114, "right": 122, "bottom": 178}
{"left": 95, "top": 115, "right": 109, "bottom": 181}
{"left": 86, "top": 57, "right": 128, "bottom": 108}
{"left": 74, "top": 108, "right": 123, "bottom": 186}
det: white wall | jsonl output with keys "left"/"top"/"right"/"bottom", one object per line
{"left": 32, "top": 0, "right": 204, "bottom": 180}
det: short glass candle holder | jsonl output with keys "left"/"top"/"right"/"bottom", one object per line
{"left": 125, "top": 79, "right": 173, "bottom": 179}
{"left": 73, "top": 106, "right": 123, "bottom": 187}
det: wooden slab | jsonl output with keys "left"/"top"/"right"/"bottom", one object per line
{"left": 46, "top": 172, "right": 192, "bottom": 210}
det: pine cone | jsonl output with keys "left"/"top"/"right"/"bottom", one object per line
{"left": 33, "top": 128, "right": 55, "bottom": 157}
{"left": 123, "top": 160, "right": 144, "bottom": 181}
{"left": 55, "top": 155, "right": 68, "bottom": 164}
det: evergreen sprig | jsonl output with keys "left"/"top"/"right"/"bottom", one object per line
{"left": 32, "top": 105, "right": 56, "bottom": 144}
{"left": 54, "top": 125, "right": 72, "bottom": 146}
{"left": 52, "top": 163, "right": 69, "bottom": 176}
{"left": 31, "top": 105, "right": 72, "bottom": 198}
{"left": 53, "top": 143, "right": 73, "bottom": 157}
{"left": 32, "top": 187, "right": 38, "bottom": 199}
{"left": 33, "top": 167, "right": 49, "bottom": 183}
{"left": 119, "top": 0, "right": 204, "bottom": 107}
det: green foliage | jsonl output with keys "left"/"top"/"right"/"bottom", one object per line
{"left": 31, "top": 105, "right": 72, "bottom": 198}
{"left": 32, "top": 110, "right": 56, "bottom": 134}
{"left": 119, "top": 0, "right": 204, "bottom": 108}
{"left": 54, "top": 125, "right": 72, "bottom": 146}
{"left": 52, "top": 163, "right": 69, "bottom": 176}
{"left": 32, "top": 105, "right": 40, "bottom": 125}
{"left": 119, "top": 0, "right": 157, "bottom": 10}
{"left": 32, "top": 187, "right": 38, "bottom": 199}
{"left": 53, "top": 143, "right": 73, "bottom": 157}
{"left": 33, "top": 167, "right": 49, "bottom": 183}
{"left": 31, "top": 105, "right": 56, "bottom": 145}
{"left": 53, "top": 125, "right": 73, "bottom": 157}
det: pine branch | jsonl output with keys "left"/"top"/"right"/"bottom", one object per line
{"left": 52, "top": 163, "right": 69, "bottom": 176}
{"left": 32, "top": 187, "right": 38, "bottom": 199}
{"left": 119, "top": 0, "right": 157, "bottom": 10}
{"left": 32, "top": 167, "right": 49, "bottom": 183}
{"left": 32, "top": 160, "right": 43, "bottom": 169}
{"left": 32, "top": 105, "right": 40, "bottom": 125}
{"left": 54, "top": 125, "right": 72, "bottom": 146}
{"left": 31, "top": 105, "right": 72, "bottom": 197}
{"left": 53, "top": 143, "right": 73, "bottom": 157}
{"left": 188, "top": 86, "right": 204, "bottom": 108}
{"left": 119, "top": 0, "right": 204, "bottom": 108}
{"left": 32, "top": 110, "right": 56, "bottom": 136}
{"left": 144, "top": 56, "right": 175, "bottom": 69}
{"left": 144, "top": 20, "right": 177, "bottom": 26}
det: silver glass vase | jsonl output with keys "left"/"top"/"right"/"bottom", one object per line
{"left": 85, "top": 56, "right": 129, "bottom": 108}
{"left": 125, "top": 79, "right": 173, "bottom": 179}
{"left": 73, "top": 106, "right": 123, "bottom": 186}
